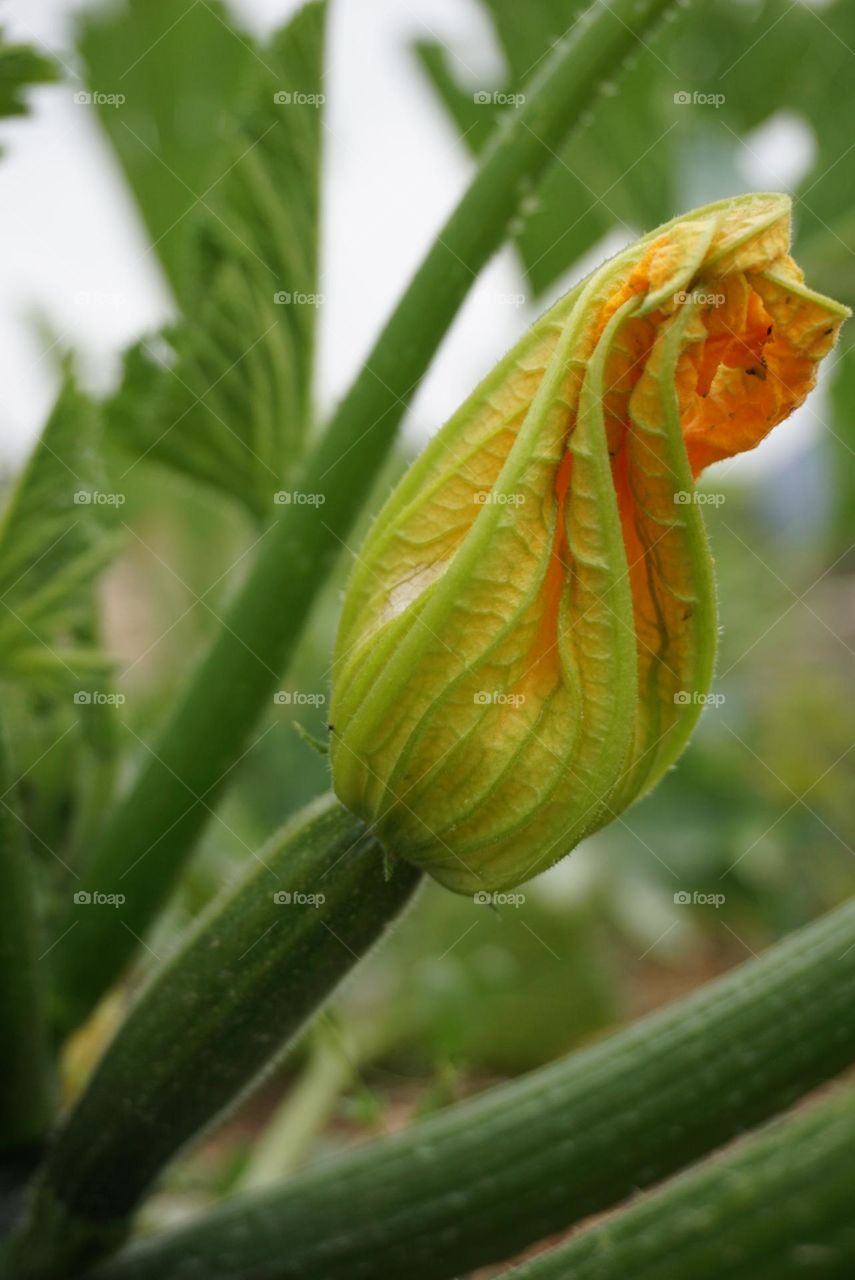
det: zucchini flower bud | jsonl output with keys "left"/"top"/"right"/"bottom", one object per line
{"left": 330, "top": 193, "right": 848, "bottom": 893}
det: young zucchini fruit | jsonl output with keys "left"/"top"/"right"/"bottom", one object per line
{"left": 5, "top": 795, "right": 419, "bottom": 1278}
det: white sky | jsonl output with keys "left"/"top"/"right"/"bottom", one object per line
{"left": 0, "top": 0, "right": 823, "bottom": 478}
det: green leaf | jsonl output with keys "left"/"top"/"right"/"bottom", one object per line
{"left": 414, "top": 0, "right": 676, "bottom": 296}
{"left": 0, "top": 378, "right": 117, "bottom": 687}
{"left": 0, "top": 26, "right": 57, "bottom": 137}
{"left": 74, "top": 0, "right": 254, "bottom": 301}
{"left": 3, "top": 670, "right": 119, "bottom": 895}
{"left": 416, "top": 0, "right": 855, "bottom": 301}
{"left": 103, "top": 1, "right": 327, "bottom": 516}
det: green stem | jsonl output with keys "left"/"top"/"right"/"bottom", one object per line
{"left": 506, "top": 1086, "right": 855, "bottom": 1280}
{"left": 0, "top": 725, "right": 53, "bottom": 1186}
{"left": 91, "top": 894, "right": 855, "bottom": 1280}
{"left": 53, "top": 0, "right": 680, "bottom": 1035}
{"left": 7, "top": 796, "right": 420, "bottom": 1279}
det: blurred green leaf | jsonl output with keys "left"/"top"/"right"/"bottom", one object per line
{"left": 414, "top": 0, "right": 675, "bottom": 295}
{"left": 331, "top": 882, "right": 619, "bottom": 1076}
{"left": 0, "top": 381, "right": 121, "bottom": 885}
{"left": 416, "top": 0, "right": 855, "bottom": 301}
{"left": 101, "top": 2, "right": 327, "bottom": 516}
{"left": 0, "top": 26, "right": 57, "bottom": 138}
{"left": 75, "top": 0, "right": 254, "bottom": 299}
{"left": 0, "top": 378, "right": 117, "bottom": 687}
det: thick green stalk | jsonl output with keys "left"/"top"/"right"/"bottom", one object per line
{"left": 7, "top": 796, "right": 420, "bottom": 1279}
{"left": 91, "top": 894, "right": 855, "bottom": 1280}
{"left": 0, "top": 727, "right": 53, "bottom": 1188}
{"left": 53, "top": 0, "right": 679, "bottom": 1033}
{"left": 506, "top": 1087, "right": 855, "bottom": 1279}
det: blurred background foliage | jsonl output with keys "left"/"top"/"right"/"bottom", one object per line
{"left": 2, "top": 0, "right": 854, "bottom": 1234}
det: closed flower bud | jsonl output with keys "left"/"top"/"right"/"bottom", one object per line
{"left": 330, "top": 193, "right": 848, "bottom": 893}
